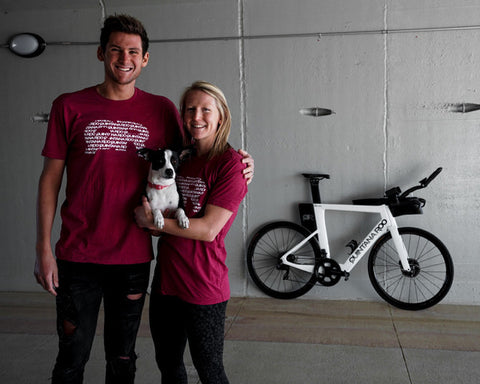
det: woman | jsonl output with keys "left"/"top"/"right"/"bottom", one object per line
{"left": 135, "top": 81, "right": 248, "bottom": 383}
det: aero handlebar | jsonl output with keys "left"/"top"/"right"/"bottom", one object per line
{"left": 400, "top": 167, "right": 443, "bottom": 198}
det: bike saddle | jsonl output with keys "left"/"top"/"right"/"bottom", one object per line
{"left": 302, "top": 173, "right": 330, "bottom": 180}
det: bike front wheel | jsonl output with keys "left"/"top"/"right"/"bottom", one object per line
{"left": 368, "top": 227, "right": 454, "bottom": 310}
{"left": 247, "top": 221, "right": 320, "bottom": 299}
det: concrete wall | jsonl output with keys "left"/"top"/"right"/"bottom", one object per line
{"left": 1, "top": 0, "right": 479, "bottom": 305}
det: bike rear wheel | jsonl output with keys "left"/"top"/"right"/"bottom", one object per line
{"left": 247, "top": 221, "right": 320, "bottom": 299}
{"left": 368, "top": 227, "right": 454, "bottom": 310}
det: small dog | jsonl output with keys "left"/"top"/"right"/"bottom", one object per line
{"left": 137, "top": 148, "right": 189, "bottom": 230}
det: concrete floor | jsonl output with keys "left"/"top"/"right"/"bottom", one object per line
{"left": 1, "top": 292, "right": 479, "bottom": 384}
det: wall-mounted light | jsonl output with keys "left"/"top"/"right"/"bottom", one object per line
{"left": 446, "top": 103, "right": 480, "bottom": 113}
{"left": 299, "top": 107, "right": 335, "bottom": 117}
{"left": 31, "top": 113, "right": 50, "bottom": 123}
{"left": 8, "top": 33, "right": 46, "bottom": 58}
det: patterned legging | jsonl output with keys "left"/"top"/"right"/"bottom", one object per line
{"left": 149, "top": 293, "right": 229, "bottom": 384}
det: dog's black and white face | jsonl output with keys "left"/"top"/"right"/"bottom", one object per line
{"left": 137, "top": 148, "right": 180, "bottom": 186}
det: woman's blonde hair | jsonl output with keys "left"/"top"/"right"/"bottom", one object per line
{"left": 179, "top": 81, "right": 232, "bottom": 158}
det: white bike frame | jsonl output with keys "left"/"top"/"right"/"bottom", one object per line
{"left": 280, "top": 203, "right": 412, "bottom": 274}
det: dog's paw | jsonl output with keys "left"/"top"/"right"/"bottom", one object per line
{"left": 180, "top": 217, "right": 190, "bottom": 229}
{"left": 176, "top": 209, "right": 189, "bottom": 229}
{"left": 153, "top": 210, "right": 165, "bottom": 229}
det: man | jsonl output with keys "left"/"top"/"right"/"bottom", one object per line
{"left": 35, "top": 14, "right": 253, "bottom": 384}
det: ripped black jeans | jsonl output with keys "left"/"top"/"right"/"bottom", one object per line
{"left": 52, "top": 260, "right": 150, "bottom": 384}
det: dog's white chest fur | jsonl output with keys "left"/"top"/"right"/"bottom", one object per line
{"left": 147, "top": 184, "right": 179, "bottom": 213}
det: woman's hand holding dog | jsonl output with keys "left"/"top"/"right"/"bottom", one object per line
{"left": 134, "top": 196, "right": 162, "bottom": 236}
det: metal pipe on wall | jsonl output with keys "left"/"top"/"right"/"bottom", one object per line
{"left": 4, "top": 23, "right": 480, "bottom": 49}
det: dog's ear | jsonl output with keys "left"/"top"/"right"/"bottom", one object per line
{"left": 137, "top": 148, "right": 152, "bottom": 161}
{"left": 169, "top": 151, "right": 180, "bottom": 168}
{"left": 179, "top": 146, "right": 194, "bottom": 162}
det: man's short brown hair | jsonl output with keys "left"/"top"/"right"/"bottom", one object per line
{"left": 100, "top": 14, "right": 149, "bottom": 55}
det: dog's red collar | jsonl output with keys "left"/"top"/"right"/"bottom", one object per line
{"left": 148, "top": 182, "right": 172, "bottom": 190}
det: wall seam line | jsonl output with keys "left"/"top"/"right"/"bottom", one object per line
{"left": 237, "top": 0, "right": 249, "bottom": 296}
{"left": 383, "top": 0, "right": 389, "bottom": 189}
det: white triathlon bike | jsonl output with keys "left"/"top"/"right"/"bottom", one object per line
{"left": 247, "top": 168, "right": 454, "bottom": 310}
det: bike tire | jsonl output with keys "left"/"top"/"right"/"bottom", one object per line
{"left": 368, "top": 227, "right": 454, "bottom": 310}
{"left": 247, "top": 221, "right": 320, "bottom": 299}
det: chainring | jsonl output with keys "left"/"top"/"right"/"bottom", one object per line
{"left": 316, "top": 258, "right": 342, "bottom": 286}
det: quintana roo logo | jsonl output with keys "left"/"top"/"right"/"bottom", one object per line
{"left": 349, "top": 219, "right": 389, "bottom": 264}
{"left": 84, "top": 120, "right": 149, "bottom": 154}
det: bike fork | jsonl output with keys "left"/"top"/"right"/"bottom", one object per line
{"left": 389, "top": 226, "right": 412, "bottom": 272}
